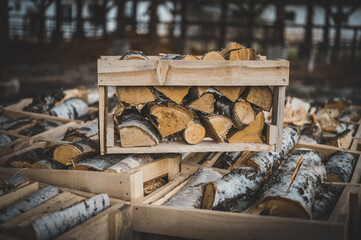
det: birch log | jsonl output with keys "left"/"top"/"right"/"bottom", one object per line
{"left": 19, "top": 121, "right": 62, "bottom": 137}
{"left": 68, "top": 155, "right": 125, "bottom": 171}
{"left": 0, "top": 133, "right": 11, "bottom": 147}
{"left": 181, "top": 120, "right": 206, "bottom": 145}
{"left": 299, "top": 115, "right": 323, "bottom": 144}
{"left": 32, "top": 159, "right": 66, "bottom": 170}
{"left": 324, "top": 151, "right": 356, "bottom": 182}
{"left": 249, "top": 150, "right": 325, "bottom": 219}
{"left": 164, "top": 168, "right": 222, "bottom": 208}
{"left": 0, "top": 186, "right": 59, "bottom": 222}
{"left": 63, "top": 119, "right": 98, "bottom": 141}
{"left": 50, "top": 98, "right": 88, "bottom": 119}
{"left": 7, "top": 148, "right": 54, "bottom": 168}
{"left": 0, "top": 117, "right": 38, "bottom": 131}
{"left": 120, "top": 50, "right": 148, "bottom": 60}
{"left": 31, "top": 194, "right": 110, "bottom": 240}
{"left": 105, "top": 155, "right": 152, "bottom": 173}
{"left": 212, "top": 152, "right": 243, "bottom": 169}
{"left": 53, "top": 139, "right": 98, "bottom": 165}
{"left": 312, "top": 184, "right": 340, "bottom": 220}
{"left": 0, "top": 175, "right": 29, "bottom": 196}
{"left": 202, "top": 167, "right": 262, "bottom": 211}
{"left": 337, "top": 108, "right": 360, "bottom": 122}
{"left": 324, "top": 129, "right": 353, "bottom": 149}
{"left": 161, "top": 54, "right": 185, "bottom": 60}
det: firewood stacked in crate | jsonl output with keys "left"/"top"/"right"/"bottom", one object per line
{"left": 98, "top": 42, "right": 290, "bottom": 154}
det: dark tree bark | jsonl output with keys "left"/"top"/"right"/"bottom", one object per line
{"left": 75, "top": 0, "right": 84, "bottom": 40}
{"left": 246, "top": 0, "right": 255, "bottom": 47}
{"left": 116, "top": 0, "right": 126, "bottom": 37}
{"left": 53, "top": 0, "right": 63, "bottom": 42}
{"left": 274, "top": 0, "right": 285, "bottom": 46}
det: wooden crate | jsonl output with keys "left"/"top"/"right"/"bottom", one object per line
{"left": 0, "top": 141, "right": 181, "bottom": 201}
{"left": 97, "top": 56, "right": 289, "bottom": 154}
{"left": 182, "top": 142, "right": 361, "bottom": 184}
{"left": 131, "top": 171, "right": 359, "bottom": 240}
{"left": 0, "top": 173, "right": 131, "bottom": 240}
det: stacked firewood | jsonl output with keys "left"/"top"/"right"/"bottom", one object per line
{"left": 114, "top": 43, "right": 273, "bottom": 147}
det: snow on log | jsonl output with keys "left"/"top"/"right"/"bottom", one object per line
{"left": 249, "top": 150, "right": 325, "bottom": 219}
{"left": 31, "top": 193, "right": 110, "bottom": 240}
{"left": 241, "top": 87, "right": 273, "bottom": 112}
{"left": 53, "top": 139, "right": 98, "bottom": 165}
{"left": 0, "top": 186, "right": 59, "bottom": 222}
{"left": 202, "top": 167, "right": 262, "bottom": 211}
{"left": 31, "top": 159, "right": 66, "bottom": 170}
{"left": 164, "top": 167, "right": 222, "bottom": 208}
{"left": 115, "top": 109, "right": 161, "bottom": 147}
{"left": 116, "top": 87, "right": 156, "bottom": 106}
{"left": 7, "top": 147, "right": 54, "bottom": 168}
{"left": 0, "top": 175, "right": 29, "bottom": 196}
{"left": 19, "top": 121, "right": 62, "bottom": 137}
{"left": 324, "top": 151, "right": 356, "bottom": 183}
{"left": 50, "top": 98, "right": 88, "bottom": 119}
{"left": 105, "top": 155, "right": 152, "bottom": 173}
{"left": 0, "top": 133, "right": 11, "bottom": 147}
{"left": 63, "top": 119, "right": 98, "bottom": 141}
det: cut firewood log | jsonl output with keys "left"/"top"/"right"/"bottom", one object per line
{"left": 115, "top": 109, "right": 161, "bottom": 147}
{"left": 0, "top": 133, "right": 11, "bottom": 147}
{"left": 50, "top": 98, "right": 88, "bottom": 119}
{"left": 23, "top": 89, "right": 65, "bottom": 113}
{"left": 116, "top": 87, "right": 156, "bottom": 106}
{"left": 18, "top": 121, "right": 62, "bottom": 137}
{"left": 120, "top": 50, "right": 148, "bottom": 60}
{"left": 324, "top": 151, "right": 356, "bottom": 183}
{"left": 324, "top": 129, "right": 353, "bottom": 149}
{"left": 63, "top": 119, "right": 98, "bottom": 141}
{"left": 226, "top": 111, "right": 264, "bottom": 143}
{"left": 153, "top": 87, "right": 191, "bottom": 104}
{"left": 202, "top": 167, "right": 263, "bottom": 211}
{"left": 300, "top": 115, "right": 323, "bottom": 144}
{"left": 235, "top": 126, "right": 299, "bottom": 175}
{"left": 227, "top": 48, "right": 256, "bottom": 60}
{"left": 0, "top": 117, "right": 39, "bottom": 131}
{"left": 220, "top": 42, "right": 245, "bottom": 57}
{"left": 201, "top": 114, "right": 233, "bottom": 142}
{"left": 164, "top": 167, "right": 222, "bottom": 208}
{"left": 161, "top": 54, "right": 186, "bottom": 60}
{"left": 338, "top": 108, "right": 360, "bottom": 122}
{"left": 181, "top": 55, "right": 200, "bottom": 60}
{"left": 316, "top": 109, "right": 346, "bottom": 133}
{"left": 241, "top": 87, "right": 273, "bottom": 112}
{"left": 324, "top": 97, "right": 351, "bottom": 115}
{"left": 32, "top": 159, "right": 66, "bottom": 170}
{"left": 0, "top": 175, "right": 29, "bottom": 196}
{"left": 202, "top": 51, "right": 225, "bottom": 60}
{"left": 248, "top": 150, "right": 326, "bottom": 219}
{"left": 68, "top": 155, "right": 124, "bottom": 171}
{"left": 144, "top": 175, "right": 168, "bottom": 195}
{"left": 213, "top": 152, "right": 243, "bottom": 169}
{"left": 7, "top": 147, "right": 55, "bottom": 168}
{"left": 30, "top": 194, "right": 110, "bottom": 240}
{"left": 0, "top": 186, "right": 59, "bottom": 222}
{"left": 182, "top": 120, "right": 206, "bottom": 145}
{"left": 105, "top": 155, "right": 151, "bottom": 173}
{"left": 228, "top": 151, "right": 254, "bottom": 170}
{"left": 213, "top": 87, "right": 246, "bottom": 102}
{"left": 187, "top": 92, "right": 215, "bottom": 114}
{"left": 53, "top": 139, "right": 98, "bottom": 166}
{"left": 149, "top": 103, "right": 194, "bottom": 138}
{"left": 283, "top": 97, "right": 311, "bottom": 126}
{"left": 312, "top": 184, "right": 340, "bottom": 220}
{"left": 189, "top": 87, "right": 211, "bottom": 98}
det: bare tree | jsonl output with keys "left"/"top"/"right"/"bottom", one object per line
{"left": 116, "top": 0, "right": 126, "bottom": 37}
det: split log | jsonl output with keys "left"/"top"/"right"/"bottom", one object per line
{"left": 213, "top": 152, "right": 243, "bottom": 170}
{"left": 241, "top": 87, "right": 273, "bottom": 112}
{"left": 283, "top": 97, "right": 311, "bottom": 126}
{"left": 23, "top": 89, "right": 65, "bottom": 113}
{"left": 149, "top": 103, "right": 193, "bottom": 138}
{"left": 226, "top": 111, "right": 265, "bottom": 143}
{"left": 144, "top": 175, "right": 168, "bottom": 196}
{"left": 227, "top": 48, "right": 256, "bottom": 60}
{"left": 181, "top": 120, "right": 206, "bottom": 145}
{"left": 187, "top": 92, "right": 215, "bottom": 114}
{"left": 105, "top": 155, "right": 151, "bottom": 173}
{"left": 181, "top": 55, "right": 200, "bottom": 60}
{"left": 0, "top": 186, "right": 59, "bottom": 222}
{"left": 115, "top": 109, "right": 161, "bottom": 147}
{"left": 32, "top": 159, "right": 66, "bottom": 170}
{"left": 249, "top": 150, "right": 325, "bottom": 219}
{"left": 0, "top": 133, "right": 11, "bottom": 147}
{"left": 7, "top": 148, "right": 55, "bottom": 168}
{"left": 324, "top": 129, "right": 353, "bottom": 149}
{"left": 18, "top": 121, "right": 62, "bottom": 137}
{"left": 0, "top": 175, "right": 29, "bottom": 196}
{"left": 0, "top": 117, "right": 38, "bottom": 131}
{"left": 68, "top": 155, "right": 124, "bottom": 171}
{"left": 316, "top": 109, "right": 346, "bottom": 133}
{"left": 201, "top": 114, "right": 233, "bottom": 142}
{"left": 213, "top": 87, "right": 246, "bottom": 102}
{"left": 153, "top": 87, "right": 191, "bottom": 104}
{"left": 337, "top": 108, "right": 360, "bottom": 122}
{"left": 220, "top": 42, "right": 244, "bottom": 57}
{"left": 53, "top": 139, "right": 98, "bottom": 165}
{"left": 202, "top": 167, "right": 263, "bottom": 211}
{"left": 161, "top": 54, "right": 185, "bottom": 60}
{"left": 312, "top": 184, "right": 340, "bottom": 220}
{"left": 31, "top": 194, "right": 110, "bottom": 240}
{"left": 120, "top": 50, "right": 148, "bottom": 60}
{"left": 50, "top": 98, "right": 88, "bottom": 119}
{"left": 63, "top": 119, "right": 98, "bottom": 141}
{"left": 324, "top": 97, "right": 351, "bottom": 114}
{"left": 300, "top": 115, "right": 323, "bottom": 144}
{"left": 116, "top": 87, "right": 155, "bottom": 106}
{"left": 164, "top": 167, "right": 222, "bottom": 208}
{"left": 324, "top": 151, "right": 356, "bottom": 183}
{"left": 202, "top": 51, "right": 225, "bottom": 60}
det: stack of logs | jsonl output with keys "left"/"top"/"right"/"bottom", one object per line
{"left": 115, "top": 43, "right": 273, "bottom": 147}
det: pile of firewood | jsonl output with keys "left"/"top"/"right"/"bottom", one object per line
{"left": 114, "top": 43, "right": 273, "bottom": 147}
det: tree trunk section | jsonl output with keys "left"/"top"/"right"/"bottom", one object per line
{"left": 32, "top": 159, "right": 66, "bottom": 170}
{"left": 182, "top": 120, "right": 205, "bottom": 145}
{"left": 53, "top": 139, "right": 98, "bottom": 165}
{"left": 201, "top": 114, "right": 233, "bottom": 142}
{"left": 241, "top": 87, "right": 273, "bottom": 112}
{"left": 50, "top": 98, "right": 88, "bottom": 119}
{"left": 105, "top": 155, "right": 151, "bottom": 173}
{"left": 324, "top": 151, "right": 356, "bottom": 183}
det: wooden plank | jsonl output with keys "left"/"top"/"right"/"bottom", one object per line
{"left": 107, "top": 141, "right": 274, "bottom": 154}
{"left": 112, "top": 204, "right": 132, "bottom": 240}
{"left": 2, "top": 109, "right": 81, "bottom": 124}
{"left": 4, "top": 98, "right": 33, "bottom": 111}
{"left": 106, "top": 113, "right": 114, "bottom": 148}
{"left": 0, "top": 141, "right": 47, "bottom": 166}
{"left": 350, "top": 155, "right": 361, "bottom": 184}
{"left": 99, "top": 86, "right": 108, "bottom": 155}
{"left": 272, "top": 86, "right": 286, "bottom": 152}
{"left": 266, "top": 123, "right": 277, "bottom": 145}
{"left": 348, "top": 186, "right": 360, "bottom": 240}
{"left": 129, "top": 158, "right": 169, "bottom": 182}
{"left": 0, "top": 182, "right": 39, "bottom": 209}
{"left": 167, "top": 154, "right": 181, "bottom": 180}
{"left": 132, "top": 204, "right": 345, "bottom": 240}
{"left": 182, "top": 152, "right": 209, "bottom": 164}
{"left": 32, "top": 121, "right": 79, "bottom": 141}
{"left": 297, "top": 142, "right": 361, "bottom": 158}
{"left": 98, "top": 59, "right": 289, "bottom": 86}
{"left": 350, "top": 120, "right": 361, "bottom": 151}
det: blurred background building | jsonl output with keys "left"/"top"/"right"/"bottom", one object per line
{"left": 0, "top": 0, "right": 360, "bottom": 104}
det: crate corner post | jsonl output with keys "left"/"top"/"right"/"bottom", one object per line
{"left": 98, "top": 85, "right": 108, "bottom": 155}
{"left": 272, "top": 86, "right": 286, "bottom": 152}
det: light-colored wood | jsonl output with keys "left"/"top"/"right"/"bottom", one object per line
{"left": 2, "top": 109, "right": 81, "bottom": 124}
{"left": 348, "top": 186, "right": 360, "bottom": 240}
{"left": 272, "top": 86, "right": 286, "bottom": 152}
{"left": 33, "top": 121, "right": 80, "bottom": 141}
{"left": 107, "top": 141, "right": 274, "bottom": 154}
{"left": 98, "top": 59, "right": 289, "bottom": 86}
{"left": 266, "top": 123, "right": 277, "bottom": 145}
{"left": 99, "top": 86, "right": 108, "bottom": 155}
{"left": 0, "top": 141, "right": 46, "bottom": 166}
{"left": 106, "top": 113, "right": 114, "bottom": 148}
{"left": 0, "top": 182, "right": 39, "bottom": 209}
